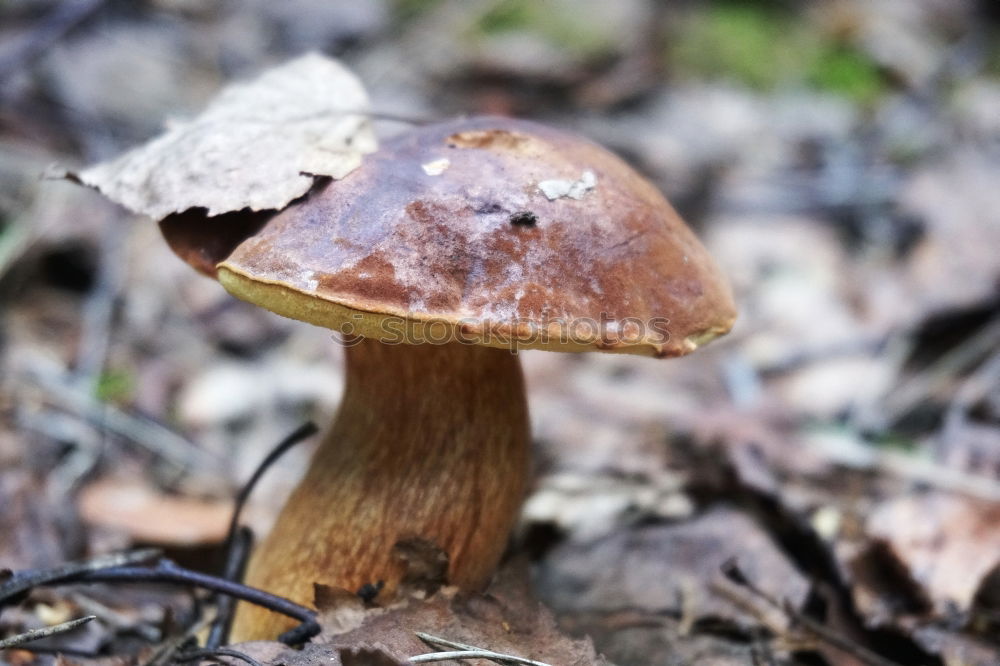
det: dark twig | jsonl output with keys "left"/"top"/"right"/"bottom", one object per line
{"left": 205, "top": 526, "right": 253, "bottom": 649}
{"left": 174, "top": 647, "right": 264, "bottom": 666}
{"left": 224, "top": 422, "right": 319, "bottom": 554}
{"left": 24, "top": 363, "right": 219, "bottom": 472}
{"left": 0, "top": 548, "right": 161, "bottom": 605}
{"left": 75, "top": 560, "right": 319, "bottom": 644}
{"left": 204, "top": 422, "right": 318, "bottom": 647}
{"left": 1, "top": 424, "right": 321, "bottom": 648}
{"left": 0, "top": 615, "right": 96, "bottom": 649}
{"left": 1, "top": 553, "right": 318, "bottom": 645}
{"left": 720, "top": 559, "right": 905, "bottom": 666}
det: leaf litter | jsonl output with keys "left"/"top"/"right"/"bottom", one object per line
{"left": 231, "top": 560, "right": 605, "bottom": 666}
{"left": 2, "top": 2, "right": 1000, "bottom": 665}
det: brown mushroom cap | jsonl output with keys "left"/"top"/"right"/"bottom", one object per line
{"left": 199, "top": 116, "right": 735, "bottom": 356}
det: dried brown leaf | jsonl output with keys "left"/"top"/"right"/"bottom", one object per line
{"left": 64, "top": 53, "right": 377, "bottom": 219}
{"left": 866, "top": 493, "right": 1000, "bottom": 614}
{"left": 536, "top": 507, "right": 810, "bottom": 633}
{"left": 77, "top": 477, "right": 231, "bottom": 546}
{"left": 314, "top": 583, "right": 370, "bottom": 635}
{"left": 556, "top": 611, "right": 769, "bottom": 666}
{"left": 909, "top": 625, "right": 1000, "bottom": 666}
{"left": 302, "top": 562, "right": 605, "bottom": 665}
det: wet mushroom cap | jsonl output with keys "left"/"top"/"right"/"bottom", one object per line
{"left": 190, "top": 116, "right": 736, "bottom": 356}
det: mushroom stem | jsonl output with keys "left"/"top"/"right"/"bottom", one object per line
{"left": 232, "top": 337, "right": 530, "bottom": 641}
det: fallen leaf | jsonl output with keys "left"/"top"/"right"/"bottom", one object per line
{"left": 841, "top": 539, "right": 932, "bottom": 629}
{"left": 909, "top": 625, "right": 1000, "bottom": 666}
{"left": 313, "top": 584, "right": 369, "bottom": 635}
{"left": 301, "top": 561, "right": 605, "bottom": 665}
{"left": 556, "top": 611, "right": 770, "bottom": 666}
{"left": 522, "top": 470, "right": 693, "bottom": 542}
{"left": 866, "top": 492, "right": 1000, "bottom": 614}
{"left": 77, "top": 477, "right": 232, "bottom": 546}
{"left": 535, "top": 507, "right": 810, "bottom": 633}
{"left": 63, "top": 53, "right": 377, "bottom": 219}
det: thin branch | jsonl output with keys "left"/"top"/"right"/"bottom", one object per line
{"left": 0, "top": 615, "right": 96, "bottom": 649}
{"left": 0, "top": 548, "right": 161, "bottom": 604}
{"left": 224, "top": 422, "right": 318, "bottom": 553}
{"left": 206, "top": 526, "right": 253, "bottom": 649}
{"left": 24, "top": 363, "right": 219, "bottom": 472}
{"left": 174, "top": 647, "right": 264, "bottom": 666}
{"left": 804, "top": 433, "right": 1000, "bottom": 503}
{"left": 1, "top": 553, "right": 318, "bottom": 645}
{"left": 414, "top": 632, "right": 552, "bottom": 666}
{"left": 720, "top": 560, "right": 905, "bottom": 666}
{"left": 75, "top": 561, "right": 319, "bottom": 644}
{"left": 877, "top": 315, "right": 1000, "bottom": 428}
{"left": 206, "top": 421, "right": 318, "bottom": 647}
{"left": 410, "top": 650, "right": 538, "bottom": 664}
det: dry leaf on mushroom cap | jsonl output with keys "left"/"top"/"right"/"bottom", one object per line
{"left": 59, "top": 53, "right": 377, "bottom": 219}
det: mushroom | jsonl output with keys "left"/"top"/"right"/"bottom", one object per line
{"left": 160, "top": 116, "right": 736, "bottom": 640}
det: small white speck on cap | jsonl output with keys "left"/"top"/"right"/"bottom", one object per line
{"left": 538, "top": 169, "right": 597, "bottom": 200}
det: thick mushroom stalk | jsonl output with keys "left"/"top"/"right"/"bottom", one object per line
{"left": 232, "top": 337, "right": 530, "bottom": 640}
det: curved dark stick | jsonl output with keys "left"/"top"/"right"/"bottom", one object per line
{"left": 224, "top": 422, "right": 319, "bottom": 554}
{"left": 208, "top": 421, "right": 319, "bottom": 646}
{"left": 175, "top": 647, "right": 264, "bottom": 666}
{"left": 75, "top": 560, "right": 319, "bottom": 644}
{"left": 0, "top": 557, "right": 318, "bottom": 645}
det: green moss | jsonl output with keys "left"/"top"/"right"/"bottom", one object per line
{"left": 472, "top": 0, "right": 616, "bottom": 60}
{"left": 807, "top": 44, "right": 884, "bottom": 104}
{"left": 95, "top": 368, "right": 134, "bottom": 404}
{"left": 477, "top": 0, "right": 534, "bottom": 34}
{"left": 669, "top": 3, "right": 806, "bottom": 90}
{"left": 668, "top": 1, "right": 887, "bottom": 102}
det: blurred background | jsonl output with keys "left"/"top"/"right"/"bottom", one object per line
{"left": 1, "top": 1, "right": 999, "bottom": 664}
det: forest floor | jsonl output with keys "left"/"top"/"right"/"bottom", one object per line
{"left": 1, "top": 1, "right": 999, "bottom": 665}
